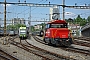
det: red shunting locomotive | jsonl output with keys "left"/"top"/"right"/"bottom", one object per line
{"left": 43, "top": 20, "right": 73, "bottom": 46}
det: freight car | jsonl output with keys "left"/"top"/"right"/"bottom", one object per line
{"left": 43, "top": 20, "right": 73, "bottom": 46}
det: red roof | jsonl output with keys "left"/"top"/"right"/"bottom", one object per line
{"left": 48, "top": 20, "right": 67, "bottom": 24}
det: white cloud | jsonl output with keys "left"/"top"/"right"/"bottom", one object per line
{"left": 65, "top": 12, "right": 76, "bottom": 16}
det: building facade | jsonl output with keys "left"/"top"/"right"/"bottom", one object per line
{"left": 34, "top": 24, "right": 42, "bottom": 30}
{"left": 68, "top": 23, "right": 81, "bottom": 37}
{"left": 11, "top": 18, "right": 25, "bottom": 25}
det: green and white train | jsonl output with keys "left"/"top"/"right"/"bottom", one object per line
{"left": 19, "top": 27, "right": 29, "bottom": 39}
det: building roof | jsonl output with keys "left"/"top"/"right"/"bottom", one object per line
{"left": 48, "top": 20, "right": 67, "bottom": 24}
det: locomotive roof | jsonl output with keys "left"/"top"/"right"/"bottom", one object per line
{"left": 19, "top": 27, "right": 26, "bottom": 29}
{"left": 48, "top": 20, "right": 67, "bottom": 24}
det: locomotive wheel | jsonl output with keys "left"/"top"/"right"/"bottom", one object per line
{"left": 48, "top": 40, "right": 52, "bottom": 46}
{"left": 44, "top": 38, "right": 52, "bottom": 45}
{"left": 43, "top": 38, "right": 46, "bottom": 43}
{"left": 40, "top": 30, "right": 44, "bottom": 37}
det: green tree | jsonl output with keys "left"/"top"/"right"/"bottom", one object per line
{"left": 7, "top": 24, "right": 26, "bottom": 30}
{"left": 66, "top": 18, "right": 73, "bottom": 24}
{"left": 7, "top": 25, "right": 16, "bottom": 30}
{"left": 87, "top": 16, "right": 90, "bottom": 23}
{"left": 65, "top": 19, "right": 68, "bottom": 22}
{"left": 41, "top": 23, "right": 46, "bottom": 30}
{"left": 74, "top": 15, "right": 87, "bottom": 26}
{"left": 75, "top": 15, "right": 82, "bottom": 24}
{"left": 80, "top": 18, "right": 87, "bottom": 26}
{"left": 31, "top": 26, "right": 35, "bottom": 32}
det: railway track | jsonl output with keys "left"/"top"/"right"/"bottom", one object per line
{"left": 0, "top": 49, "right": 18, "bottom": 60}
{"left": 33, "top": 36, "right": 90, "bottom": 56}
{"left": 23, "top": 40, "right": 76, "bottom": 60}
{"left": 74, "top": 40, "right": 90, "bottom": 47}
{"left": 9, "top": 36, "right": 75, "bottom": 60}
{"left": 74, "top": 37, "right": 90, "bottom": 47}
{"left": 75, "top": 37, "right": 90, "bottom": 42}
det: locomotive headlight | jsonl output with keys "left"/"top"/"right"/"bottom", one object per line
{"left": 46, "top": 30, "right": 50, "bottom": 36}
{"left": 46, "top": 31, "right": 50, "bottom": 34}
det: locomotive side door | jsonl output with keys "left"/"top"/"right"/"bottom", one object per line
{"left": 44, "top": 24, "right": 51, "bottom": 43}
{"left": 45, "top": 24, "right": 51, "bottom": 36}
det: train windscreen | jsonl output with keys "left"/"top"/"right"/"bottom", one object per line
{"left": 50, "top": 24, "right": 67, "bottom": 28}
{"left": 20, "top": 29, "right": 26, "bottom": 34}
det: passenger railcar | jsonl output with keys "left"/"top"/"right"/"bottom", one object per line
{"left": 32, "top": 30, "right": 44, "bottom": 37}
{"left": 9, "top": 30, "right": 15, "bottom": 36}
{"left": 43, "top": 20, "right": 73, "bottom": 46}
{"left": 18, "top": 27, "right": 28, "bottom": 39}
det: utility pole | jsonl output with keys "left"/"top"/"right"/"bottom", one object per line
{"left": 3, "top": 0, "right": 8, "bottom": 45}
{"left": 62, "top": 0, "right": 65, "bottom": 20}
{"left": 28, "top": 6, "right": 31, "bottom": 39}
{"left": 4, "top": 0, "right": 6, "bottom": 36}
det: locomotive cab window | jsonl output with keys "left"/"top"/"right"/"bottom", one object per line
{"left": 45, "top": 24, "right": 50, "bottom": 31}
{"left": 45, "top": 24, "right": 50, "bottom": 28}
{"left": 50, "top": 23, "right": 68, "bottom": 28}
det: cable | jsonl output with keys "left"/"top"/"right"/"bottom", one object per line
{"left": 28, "top": 0, "right": 46, "bottom": 11}
{"left": 49, "top": 0, "right": 54, "bottom": 3}
{"left": 75, "top": 0, "right": 90, "bottom": 6}
{"left": 37, "top": 0, "right": 44, "bottom": 4}
{"left": 16, "top": 0, "right": 44, "bottom": 16}
{"left": 24, "top": 0, "right": 49, "bottom": 15}
{"left": 66, "top": 11, "right": 90, "bottom": 18}
{"left": 17, "top": 0, "right": 48, "bottom": 18}
{"left": 42, "top": 0, "right": 48, "bottom": 4}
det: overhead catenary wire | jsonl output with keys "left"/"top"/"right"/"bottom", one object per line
{"left": 17, "top": 0, "right": 44, "bottom": 16}
{"left": 75, "top": 0, "right": 90, "bottom": 5}
{"left": 16, "top": 0, "right": 49, "bottom": 21}
{"left": 0, "top": 0, "right": 89, "bottom": 22}
{"left": 65, "top": 11, "right": 90, "bottom": 18}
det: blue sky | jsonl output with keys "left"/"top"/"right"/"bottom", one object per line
{"left": 0, "top": 0, "right": 90, "bottom": 25}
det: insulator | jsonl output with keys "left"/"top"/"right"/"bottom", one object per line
{"left": 49, "top": 2, "right": 50, "bottom": 5}
{"left": 85, "top": 4, "right": 86, "bottom": 6}
{"left": 24, "top": 0, "right": 26, "bottom": 3}
{"left": 18, "top": 0, "right": 20, "bottom": 3}
{"left": 75, "top": 3, "right": 77, "bottom": 6}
